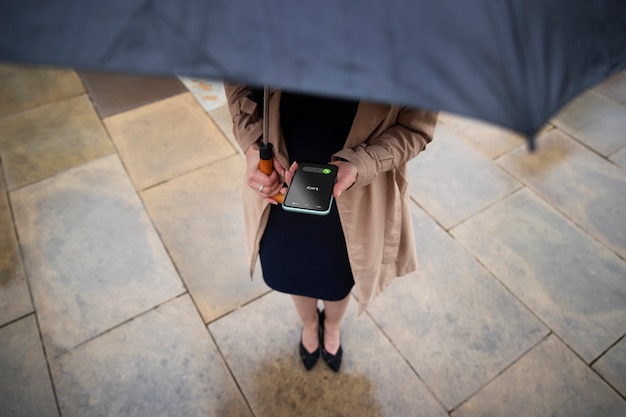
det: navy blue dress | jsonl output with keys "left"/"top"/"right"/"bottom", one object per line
{"left": 259, "top": 92, "right": 359, "bottom": 301}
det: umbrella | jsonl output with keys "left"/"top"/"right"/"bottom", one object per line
{"left": 1, "top": 0, "right": 625, "bottom": 147}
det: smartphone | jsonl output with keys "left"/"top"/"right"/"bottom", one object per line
{"left": 282, "top": 162, "right": 338, "bottom": 216}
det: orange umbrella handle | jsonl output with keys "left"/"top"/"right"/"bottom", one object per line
{"left": 258, "top": 142, "right": 284, "bottom": 204}
{"left": 259, "top": 158, "right": 273, "bottom": 176}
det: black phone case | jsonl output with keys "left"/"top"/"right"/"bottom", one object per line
{"left": 282, "top": 162, "right": 338, "bottom": 216}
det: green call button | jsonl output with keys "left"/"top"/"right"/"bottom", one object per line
{"left": 322, "top": 168, "right": 332, "bottom": 174}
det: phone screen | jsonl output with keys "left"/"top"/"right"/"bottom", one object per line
{"left": 282, "top": 162, "right": 338, "bottom": 216}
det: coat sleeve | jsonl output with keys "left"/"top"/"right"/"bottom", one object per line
{"left": 333, "top": 107, "right": 438, "bottom": 187}
{"left": 224, "top": 83, "right": 264, "bottom": 153}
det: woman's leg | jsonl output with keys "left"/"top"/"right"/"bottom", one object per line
{"left": 291, "top": 295, "right": 319, "bottom": 353}
{"left": 322, "top": 294, "right": 351, "bottom": 354}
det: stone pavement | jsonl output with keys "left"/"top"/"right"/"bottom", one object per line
{"left": 1, "top": 63, "right": 625, "bottom": 417}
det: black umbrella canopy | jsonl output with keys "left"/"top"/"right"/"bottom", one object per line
{"left": 2, "top": 0, "right": 625, "bottom": 145}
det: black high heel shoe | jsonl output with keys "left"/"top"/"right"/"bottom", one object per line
{"left": 319, "top": 310, "right": 343, "bottom": 372}
{"left": 299, "top": 309, "right": 321, "bottom": 370}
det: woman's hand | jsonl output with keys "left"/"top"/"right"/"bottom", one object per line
{"left": 244, "top": 145, "right": 285, "bottom": 205}
{"left": 281, "top": 160, "right": 358, "bottom": 200}
{"left": 329, "top": 160, "right": 358, "bottom": 198}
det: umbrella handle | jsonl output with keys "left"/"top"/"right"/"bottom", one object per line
{"left": 259, "top": 107, "right": 285, "bottom": 204}
{"left": 258, "top": 148, "right": 285, "bottom": 204}
{"left": 258, "top": 142, "right": 274, "bottom": 175}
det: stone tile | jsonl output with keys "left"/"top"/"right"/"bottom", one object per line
{"left": 180, "top": 79, "right": 240, "bottom": 153}
{"left": 551, "top": 90, "right": 626, "bottom": 156}
{"left": 179, "top": 77, "right": 228, "bottom": 113}
{"left": 10, "top": 156, "right": 184, "bottom": 358}
{"left": 0, "top": 64, "right": 84, "bottom": 118}
{"left": 0, "top": 315, "right": 59, "bottom": 417}
{"left": 0, "top": 95, "right": 115, "bottom": 190}
{"left": 79, "top": 71, "right": 187, "bottom": 118}
{"left": 610, "top": 146, "right": 626, "bottom": 170}
{"left": 451, "top": 189, "right": 626, "bottom": 363}
{"left": 141, "top": 155, "right": 270, "bottom": 323}
{"left": 437, "top": 112, "right": 527, "bottom": 158}
{"left": 594, "top": 337, "right": 626, "bottom": 397}
{"left": 368, "top": 204, "right": 547, "bottom": 410}
{"left": 593, "top": 69, "right": 626, "bottom": 104}
{"left": 104, "top": 93, "right": 236, "bottom": 190}
{"left": 0, "top": 161, "right": 32, "bottom": 326}
{"left": 209, "top": 291, "right": 448, "bottom": 417}
{"left": 407, "top": 124, "right": 521, "bottom": 229}
{"left": 453, "top": 336, "right": 626, "bottom": 417}
{"left": 51, "top": 295, "right": 252, "bottom": 417}
{"left": 497, "top": 129, "right": 626, "bottom": 259}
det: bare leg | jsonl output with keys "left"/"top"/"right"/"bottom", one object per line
{"left": 322, "top": 294, "right": 351, "bottom": 354}
{"left": 291, "top": 295, "right": 319, "bottom": 353}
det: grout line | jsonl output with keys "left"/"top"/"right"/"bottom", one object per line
{"left": 590, "top": 333, "right": 626, "bottom": 367}
{"left": 204, "top": 288, "right": 275, "bottom": 327}
{"left": 494, "top": 156, "right": 626, "bottom": 263}
{"left": 450, "top": 220, "right": 624, "bottom": 374}
{"left": 448, "top": 332, "right": 553, "bottom": 414}
{"left": 71, "top": 290, "right": 188, "bottom": 352}
{"left": 87, "top": 80, "right": 261, "bottom": 414}
{"left": 202, "top": 293, "right": 280, "bottom": 417}
{"left": 365, "top": 309, "right": 451, "bottom": 414}
{"left": 205, "top": 327, "right": 258, "bottom": 417}
{"left": 137, "top": 151, "right": 240, "bottom": 193}
{"left": 588, "top": 333, "right": 626, "bottom": 402}
{"left": 0, "top": 90, "right": 87, "bottom": 122}
{"left": 0, "top": 311, "right": 36, "bottom": 331}
{"left": 442, "top": 182, "right": 525, "bottom": 233}
{"left": 408, "top": 182, "right": 626, "bottom": 407}
{"left": 1, "top": 157, "right": 64, "bottom": 417}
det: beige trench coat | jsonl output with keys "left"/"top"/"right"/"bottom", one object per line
{"left": 225, "top": 84, "right": 437, "bottom": 314}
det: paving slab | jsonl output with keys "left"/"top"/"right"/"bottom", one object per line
{"left": 10, "top": 155, "right": 184, "bottom": 358}
{"left": 407, "top": 124, "right": 521, "bottom": 229}
{"left": 497, "top": 129, "right": 626, "bottom": 259}
{"left": 368, "top": 203, "right": 547, "bottom": 410}
{"left": 51, "top": 295, "right": 252, "bottom": 417}
{"left": 0, "top": 161, "right": 32, "bottom": 326}
{"left": 180, "top": 80, "right": 241, "bottom": 154}
{"left": 593, "top": 69, "right": 626, "bottom": 104}
{"left": 551, "top": 90, "right": 626, "bottom": 157}
{"left": 452, "top": 335, "right": 626, "bottom": 417}
{"left": 451, "top": 188, "right": 626, "bottom": 363}
{"left": 0, "top": 315, "right": 59, "bottom": 417}
{"left": 141, "top": 155, "right": 270, "bottom": 323}
{"left": 0, "top": 95, "right": 114, "bottom": 190}
{"left": 179, "top": 77, "right": 227, "bottom": 113}
{"left": 0, "top": 64, "right": 84, "bottom": 118}
{"left": 209, "top": 291, "right": 448, "bottom": 417}
{"left": 79, "top": 71, "right": 187, "bottom": 118}
{"left": 104, "top": 92, "right": 236, "bottom": 190}
{"left": 593, "top": 337, "right": 626, "bottom": 397}
{"left": 610, "top": 146, "right": 626, "bottom": 170}
{"left": 437, "top": 112, "right": 526, "bottom": 159}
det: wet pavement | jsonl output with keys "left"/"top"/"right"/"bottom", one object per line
{"left": 1, "top": 63, "right": 625, "bottom": 417}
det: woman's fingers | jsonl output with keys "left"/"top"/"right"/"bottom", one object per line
{"left": 273, "top": 155, "right": 286, "bottom": 178}
{"left": 244, "top": 145, "right": 287, "bottom": 203}
{"left": 252, "top": 171, "right": 282, "bottom": 195}
{"left": 284, "top": 161, "right": 298, "bottom": 187}
{"left": 330, "top": 160, "right": 358, "bottom": 198}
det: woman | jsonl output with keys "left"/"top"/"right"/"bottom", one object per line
{"left": 225, "top": 84, "right": 437, "bottom": 371}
